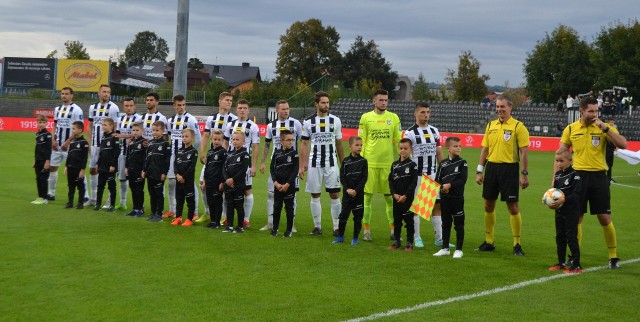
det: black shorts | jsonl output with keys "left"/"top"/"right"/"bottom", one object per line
{"left": 575, "top": 170, "right": 611, "bottom": 215}
{"left": 482, "top": 162, "right": 519, "bottom": 202}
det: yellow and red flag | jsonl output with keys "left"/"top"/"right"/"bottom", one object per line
{"left": 409, "top": 174, "right": 440, "bottom": 221}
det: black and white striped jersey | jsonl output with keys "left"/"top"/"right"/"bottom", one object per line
{"left": 88, "top": 101, "right": 120, "bottom": 147}
{"left": 116, "top": 113, "right": 142, "bottom": 156}
{"left": 403, "top": 124, "right": 441, "bottom": 175}
{"left": 167, "top": 112, "right": 201, "bottom": 155}
{"left": 224, "top": 119, "right": 260, "bottom": 153}
{"left": 265, "top": 117, "right": 303, "bottom": 157}
{"left": 53, "top": 103, "right": 84, "bottom": 147}
{"left": 301, "top": 113, "right": 342, "bottom": 168}
{"left": 204, "top": 113, "right": 237, "bottom": 133}
{"left": 140, "top": 112, "right": 168, "bottom": 141}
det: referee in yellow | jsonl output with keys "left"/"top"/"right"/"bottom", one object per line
{"left": 557, "top": 97, "right": 626, "bottom": 269}
{"left": 475, "top": 95, "right": 529, "bottom": 256}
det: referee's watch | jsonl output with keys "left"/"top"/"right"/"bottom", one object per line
{"left": 521, "top": 170, "right": 528, "bottom": 175}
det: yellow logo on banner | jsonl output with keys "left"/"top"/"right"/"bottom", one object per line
{"left": 56, "top": 59, "right": 109, "bottom": 92}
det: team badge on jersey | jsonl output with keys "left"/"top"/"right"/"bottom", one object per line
{"left": 158, "top": 146, "right": 162, "bottom": 151}
{"left": 455, "top": 166, "right": 459, "bottom": 172}
{"left": 387, "top": 119, "right": 391, "bottom": 125}
{"left": 591, "top": 136, "right": 600, "bottom": 147}
{"left": 405, "top": 167, "right": 410, "bottom": 174}
{"left": 137, "top": 144, "right": 142, "bottom": 149}
{"left": 107, "top": 141, "right": 110, "bottom": 146}
{"left": 187, "top": 154, "right": 191, "bottom": 159}
{"left": 287, "top": 156, "right": 292, "bottom": 162}
{"left": 214, "top": 155, "right": 218, "bottom": 160}
{"left": 237, "top": 156, "right": 241, "bottom": 162}
{"left": 503, "top": 130, "right": 512, "bottom": 142}
{"left": 564, "top": 179, "right": 569, "bottom": 186}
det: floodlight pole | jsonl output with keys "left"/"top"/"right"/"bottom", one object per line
{"left": 173, "top": 0, "right": 189, "bottom": 97}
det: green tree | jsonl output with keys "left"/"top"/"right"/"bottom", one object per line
{"left": 445, "top": 50, "right": 489, "bottom": 101}
{"left": 591, "top": 19, "right": 640, "bottom": 98}
{"left": 124, "top": 31, "right": 169, "bottom": 62}
{"left": 412, "top": 72, "right": 433, "bottom": 100}
{"left": 275, "top": 18, "right": 341, "bottom": 84}
{"left": 523, "top": 25, "right": 593, "bottom": 103}
{"left": 188, "top": 57, "right": 204, "bottom": 70}
{"left": 63, "top": 41, "right": 90, "bottom": 60}
{"left": 336, "top": 36, "right": 398, "bottom": 96}
{"left": 46, "top": 50, "right": 57, "bottom": 59}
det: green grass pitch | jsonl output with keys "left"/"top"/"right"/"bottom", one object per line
{"left": 1, "top": 131, "right": 639, "bottom": 321}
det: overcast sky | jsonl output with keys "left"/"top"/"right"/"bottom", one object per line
{"left": 1, "top": 0, "right": 637, "bottom": 86}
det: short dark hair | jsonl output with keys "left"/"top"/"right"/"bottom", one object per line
{"left": 123, "top": 97, "right": 135, "bottom": 103}
{"left": 237, "top": 99, "right": 250, "bottom": 106}
{"left": 152, "top": 120, "right": 165, "bottom": 130}
{"left": 99, "top": 84, "right": 110, "bottom": 90}
{"left": 580, "top": 97, "right": 598, "bottom": 110}
{"left": 415, "top": 102, "right": 430, "bottom": 111}
{"left": 146, "top": 92, "right": 159, "bottom": 101}
{"left": 173, "top": 94, "right": 186, "bottom": 103}
{"left": 348, "top": 136, "right": 362, "bottom": 145}
{"left": 72, "top": 121, "right": 84, "bottom": 131}
{"left": 314, "top": 91, "right": 329, "bottom": 104}
{"left": 373, "top": 89, "right": 388, "bottom": 97}
{"left": 445, "top": 136, "right": 461, "bottom": 147}
{"left": 280, "top": 129, "right": 293, "bottom": 138}
{"left": 219, "top": 92, "right": 233, "bottom": 100}
{"left": 399, "top": 138, "right": 412, "bottom": 147}
{"left": 61, "top": 87, "right": 74, "bottom": 94}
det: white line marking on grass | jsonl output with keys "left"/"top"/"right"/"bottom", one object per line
{"left": 611, "top": 182, "right": 640, "bottom": 190}
{"left": 344, "top": 258, "right": 640, "bottom": 322}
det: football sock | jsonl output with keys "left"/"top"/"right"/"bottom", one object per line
{"left": 244, "top": 193, "right": 254, "bottom": 221}
{"left": 363, "top": 193, "right": 372, "bottom": 225}
{"left": 119, "top": 180, "right": 128, "bottom": 205}
{"left": 577, "top": 222, "right": 582, "bottom": 245}
{"left": 384, "top": 195, "right": 393, "bottom": 224}
{"left": 510, "top": 213, "right": 522, "bottom": 245}
{"left": 414, "top": 215, "right": 421, "bottom": 239}
{"left": 84, "top": 176, "right": 90, "bottom": 199}
{"left": 200, "top": 185, "right": 209, "bottom": 214}
{"left": 484, "top": 211, "right": 496, "bottom": 244}
{"left": 48, "top": 171, "right": 58, "bottom": 195}
{"left": 193, "top": 182, "right": 199, "bottom": 213}
{"left": 603, "top": 222, "right": 617, "bottom": 259}
{"left": 331, "top": 198, "right": 341, "bottom": 230}
{"left": 310, "top": 197, "right": 322, "bottom": 228}
{"left": 90, "top": 174, "right": 98, "bottom": 201}
{"left": 267, "top": 191, "right": 274, "bottom": 225}
{"left": 363, "top": 223, "right": 370, "bottom": 234}
{"left": 389, "top": 223, "right": 395, "bottom": 236}
{"left": 168, "top": 178, "right": 176, "bottom": 212}
{"left": 431, "top": 215, "right": 442, "bottom": 241}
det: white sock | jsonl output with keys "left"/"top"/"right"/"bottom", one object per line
{"left": 331, "top": 198, "right": 341, "bottom": 230}
{"left": 432, "top": 216, "right": 443, "bottom": 241}
{"left": 221, "top": 194, "right": 227, "bottom": 220}
{"left": 90, "top": 174, "right": 98, "bottom": 201}
{"left": 414, "top": 215, "right": 421, "bottom": 239}
{"left": 244, "top": 193, "right": 254, "bottom": 221}
{"left": 119, "top": 180, "right": 128, "bottom": 205}
{"left": 168, "top": 178, "right": 176, "bottom": 212}
{"left": 48, "top": 171, "right": 58, "bottom": 195}
{"left": 200, "top": 185, "right": 209, "bottom": 214}
{"left": 267, "top": 191, "right": 274, "bottom": 225}
{"left": 84, "top": 176, "right": 90, "bottom": 199}
{"left": 193, "top": 182, "right": 199, "bottom": 214}
{"left": 310, "top": 197, "right": 322, "bottom": 228}
{"left": 103, "top": 192, "right": 111, "bottom": 207}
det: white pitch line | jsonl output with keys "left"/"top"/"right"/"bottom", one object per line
{"left": 611, "top": 182, "right": 640, "bottom": 190}
{"left": 344, "top": 258, "right": 640, "bottom": 322}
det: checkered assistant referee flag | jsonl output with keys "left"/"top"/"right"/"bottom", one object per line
{"left": 409, "top": 174, "right": 440, "bottom": 221}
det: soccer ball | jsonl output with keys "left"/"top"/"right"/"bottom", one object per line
{"left": 542, "top": 188, "right": 564, "bottom": 208}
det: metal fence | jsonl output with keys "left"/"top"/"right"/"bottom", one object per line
{"left": 0, "top": 87, "right": 206, "bottom": 105}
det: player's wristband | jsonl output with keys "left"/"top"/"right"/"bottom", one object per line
{"left": 476, "top": 165, "right": 484, "bottom": 174}
{"left": 603, "top": 126, "right": 610, "bottom": 133}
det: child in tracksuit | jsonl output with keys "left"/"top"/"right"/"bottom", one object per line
{"left": 222, "top": 131, "right": 251, "bottom": 233}
{"left": 64, "top": 121, "right": 89, "bottom": 209}
{"left": 203, "top": 129, "right": 227, "bottom": 229}
{"left": 333, "top": 136, "right": 368, "bottom": 245}
{"left": 171, "top": 128, "right": 198, "bottom": 226}
{"left": 142, "top": 121, "right": 171, "bottom": 222}
{"left": 269, "top": 130, "right": 299, "bottom": 238}
{"left": 32, "top": 114, "right": 52, "bottom": 204}
{"left": 548, "top": 149, "right": 582, "bottom": 274}
{"left": 125, "top": 122, "right": 146, "bottom": 217}
{"left": 433, "top": 137, "right": 468, "bottom": 258}
{"left": 94, "top": 118, "right": 121, "bottom": 212}
{"left": 388, "top": 138, "right": 419, "bottom": 251}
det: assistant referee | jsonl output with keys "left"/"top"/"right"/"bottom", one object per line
{"left": 557, "top": 97, "right": 627, "bottom": 269}
{"left": 475, "top": 95, "right": 529, "bottom": 256}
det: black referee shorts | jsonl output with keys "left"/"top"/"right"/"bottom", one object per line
{"left": 575, "top": 170, "right": 611, "bottom": 215}
{"left": 482, "top": 162, "right": 519, "bottom": 202}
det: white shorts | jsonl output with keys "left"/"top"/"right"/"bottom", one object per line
{"left": 167, "top": 155, "right": 176, "bottom": 178}
{"left": 267, "top": 176, "right": 300, "bottom": 193}
{"left": 416, "top": 173, "right": 440, "bottom": 200}
{"left": 89, "top": 146, "right": 100, "bottom": 168}
{"left": 50, "top": 149, "right": 67, "bottom": 167}
{"left": 118, "top": 155, "right": 127, "bottom": 180}
{"left": 305, "top": 166, "right": 340, "bottom": 193}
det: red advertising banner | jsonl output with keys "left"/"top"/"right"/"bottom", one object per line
{"left": 2, "top": 117, "right": 639, "bottom": 151}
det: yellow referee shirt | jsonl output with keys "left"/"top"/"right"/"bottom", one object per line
{"left": 560, "top": 120, "right": 618, "bottom": 171}
{"left": 481, "top": 117, "right": 529, "bottom": 163}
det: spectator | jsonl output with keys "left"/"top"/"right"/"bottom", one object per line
{"left": 556, "top": 96, "right": 564, "bottom": 115}
{"left": 482, "top": 96, "right": 491, "bottom": 108}
{"left": 566, "top": 95, "right": 574, "bottom": 112}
